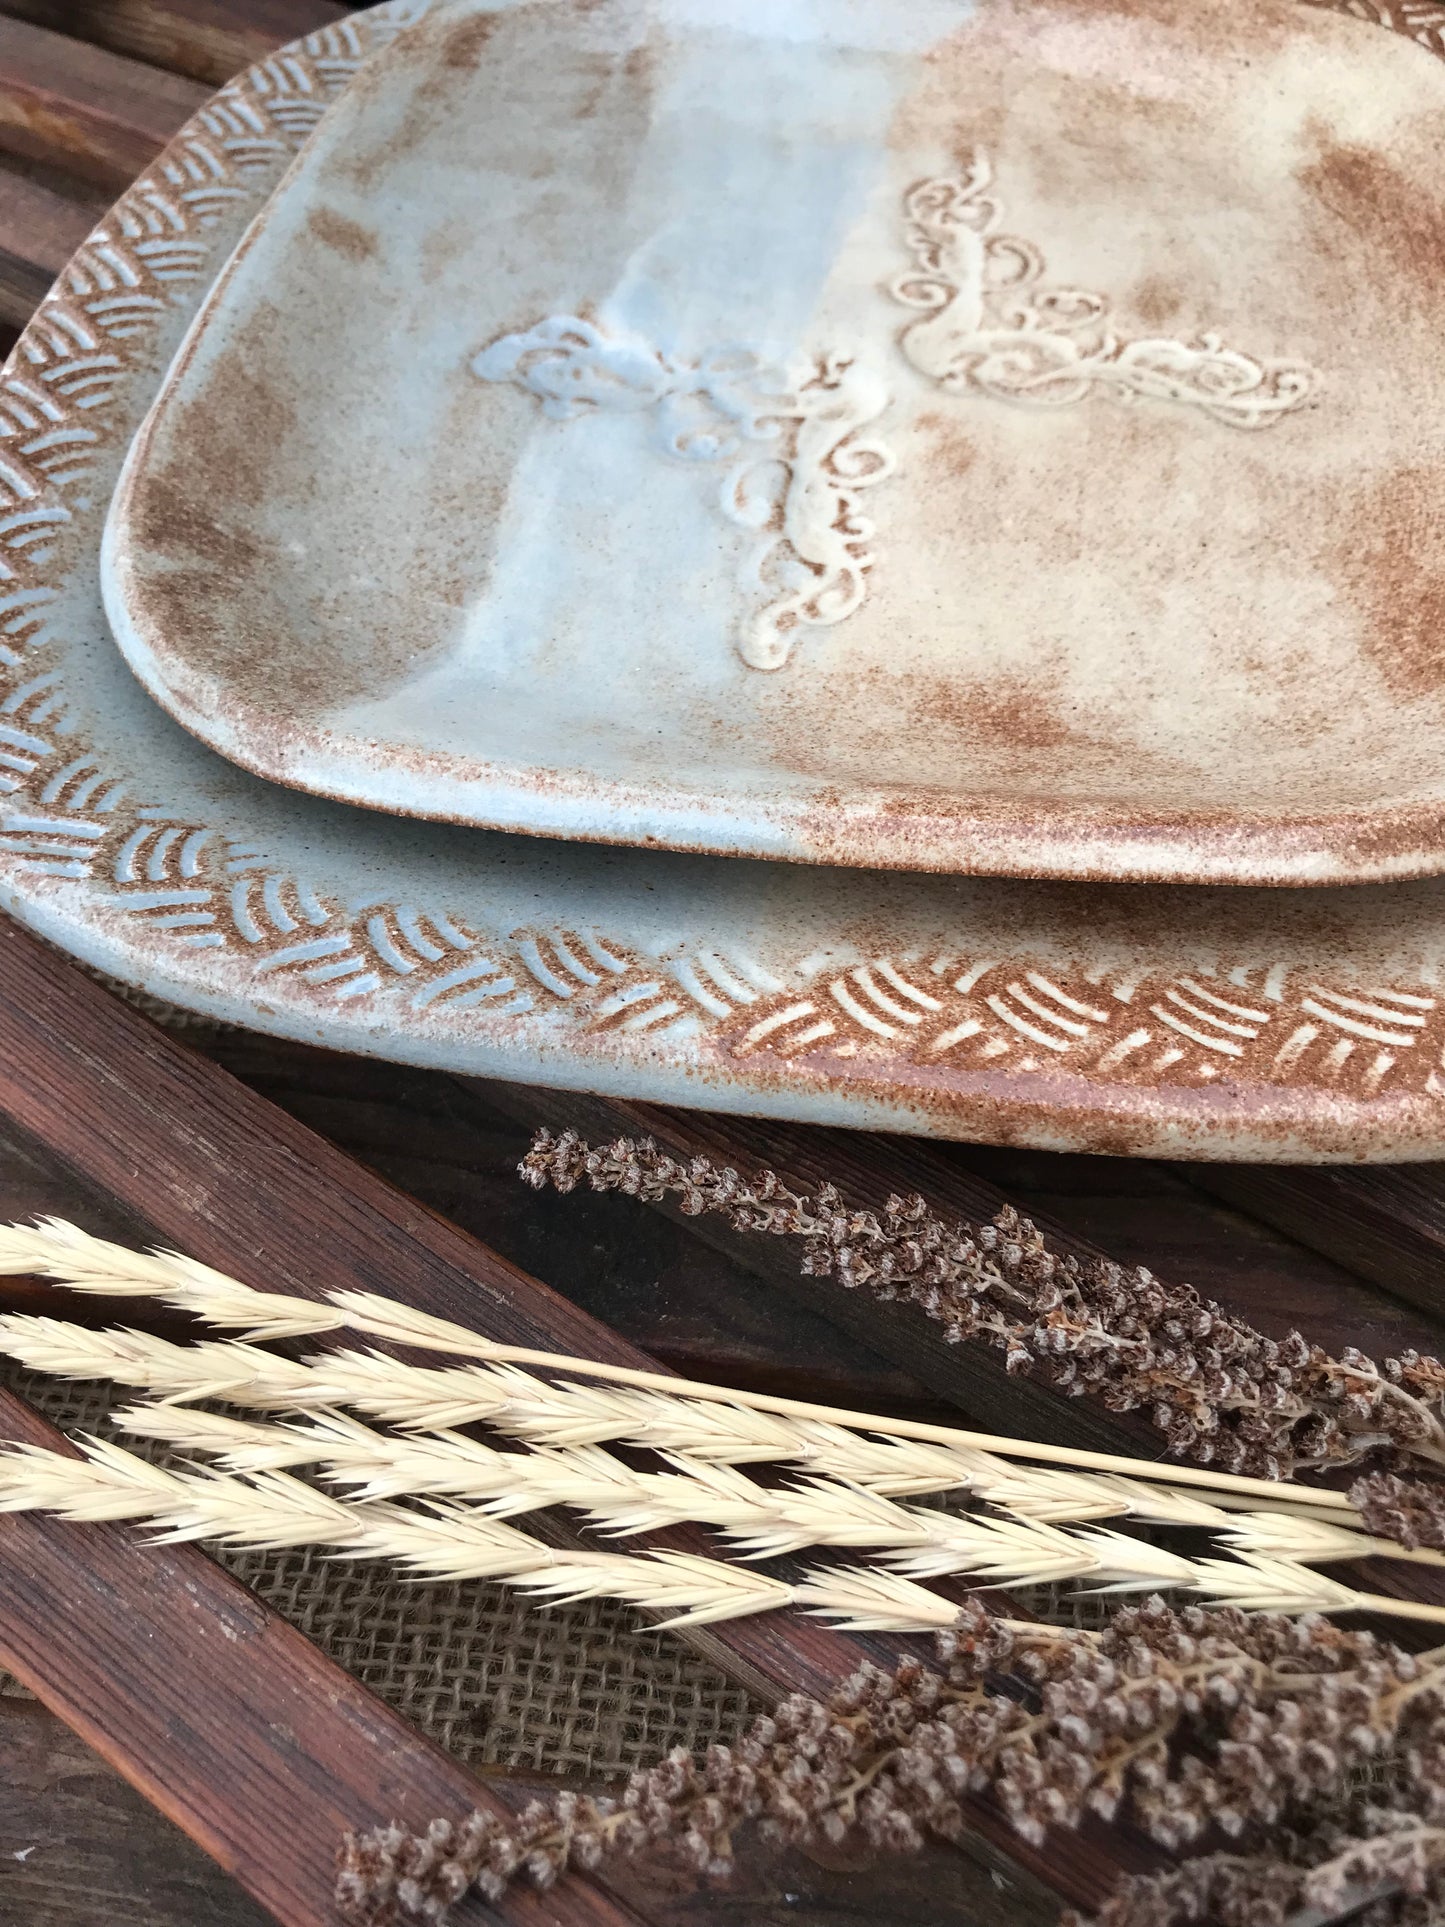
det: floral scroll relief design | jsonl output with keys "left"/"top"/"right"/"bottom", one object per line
{"left": 890, "top": 156, "right": 1317, "bottom": 427}
{"left": 470, "top": 317, "right": 894, "bottom": 670}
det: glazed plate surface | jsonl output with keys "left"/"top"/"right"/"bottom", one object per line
{"left": 10, "top": 0, "right": 1445, "bottom": 1163}
{"left": 103, "top": 0, "right": 1445, "bottom": 885}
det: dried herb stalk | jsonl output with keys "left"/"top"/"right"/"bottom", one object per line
{"left": 337, "top": 1597, "right": 1445, "bottom": 1926}
{"left": 521, "top": 1128, "right": 1445, "bottom": 1482}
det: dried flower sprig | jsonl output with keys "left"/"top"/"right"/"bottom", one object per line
{"left": 1074, "top": 1807, "right": 1445, "bottom": 1927}
{"left": 1353, "top": 1472, "right": 1445, "bottom": 1555}
{"left": 0, "top": 1225, "right": 1365, "bottom": 1514}
{"left": 5, "top": 1420, "right": 1445, "bottom": 1631}
{"left": 336, "top": 1598, "right": 1445, "bottom": 1925}
{"left": 521, "top": 1129, "right": 1445, "bottom": 1482}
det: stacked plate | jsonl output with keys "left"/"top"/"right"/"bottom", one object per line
{"left": 7, "top": 0, "right": 1445, "bottom": 1160}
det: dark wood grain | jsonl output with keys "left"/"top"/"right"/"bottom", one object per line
{"left": 178, "top": 1034, "right": 959, "bottom": 1418}
{"left": 0, "top": 1695, "right": 276, "bottom": 1927}
{"left": 0, "top": 917, "right": 1114, "bottom": 1916}
{"left": 0, "top": 0, "right": 354, "bottom": 88}
{"left": 0, "top": 1693, "right": 1046, "bottom": 1927}
{"left": 0, "top": 160, "right": 95, "bottom": 320}
{"left": 0, "top": 17, "right": 206, "bottom": 187}
{"left": 0, "top": 1384, "right": 647, "bottom": 1927}
{"left": 1183, "top": 1163, "right": 1445, "bottom": 1328}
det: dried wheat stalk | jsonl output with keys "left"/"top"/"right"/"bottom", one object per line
{"left": 0, "top": 1429, "right": 933, "bottom": 1630}
{"left": 4, "top": 1424, "right": 1445, "bottom": 1630}
{"left": 2, "top": 1314, "right": 1406, "bottom": 1565}
{"left": 0, "top": 1221, "right": 1363, "bottom": 1513}
{"left": 113, "top": 1401, "right": 1445, "bottom": 1579}
{"left": 11, "top": 1303, "right": 1439, "bottom": 1605}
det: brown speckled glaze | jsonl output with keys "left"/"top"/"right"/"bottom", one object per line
{"left": 9, "top": 0, "right": 1445, "bottom": 1163}
{"left": 101, "top": 0, "right": 1445, "bottom": 886}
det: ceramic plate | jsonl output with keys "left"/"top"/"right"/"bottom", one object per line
{"left": 102, "top": 0, "right": 1445, "bottom": 887}
{"left": 8, "top": 0, "right": 1445, "bottom": 1163}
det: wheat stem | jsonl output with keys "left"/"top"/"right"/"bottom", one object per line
{"left": 0, "top": 1312, "right": 1382, "bottom": 1568}
{"left": 0, "top": 1221, "right": 1359, "bottom": 1514}
{"left": 112, "top": 1403, "right": 1435, "bottom": 1585}
{"left": 1, "top": 1429, "right": 1441, "bottom": 1632}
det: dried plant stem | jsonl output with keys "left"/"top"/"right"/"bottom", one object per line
{"left": 1078, "top": 1815, "right": 1445, "bottom": 1927}
{"left": 0, "top": 1221, "right": 1362, "bottom": 1513}
{"left": 337, "top": 1601, "right": 1445, "bottom": 1924}
{"left": 0, "top": 1430, "right": 928, "bottom": 1631}
{"left": 2, "top": 1427, "right": 1444, "bottom": 1631}
{"left": 521, "top": 1131, "right": 1445, "bottom": 1482}
{"left": 114, "top": 1402, "right": 1445, "bottom": 1581}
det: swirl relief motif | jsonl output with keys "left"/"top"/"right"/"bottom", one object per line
{"left": 890, "top": 157, "right": 1317, "bottom": 427}
{"left": 471, "top": 320, "right": 894, "bottom": 669}
{"left": 472, "top": 156, "right": 1316, "bottom": 669}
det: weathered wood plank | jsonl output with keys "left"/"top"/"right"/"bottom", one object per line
{"left": 0, "top": 17, "right": 207, "bottom": 187}
{"left": 0, "top": 917, "right": 1113, "bottom": 1914}
{"left": 182, "top": 1033, "right": 955, "bottom": 1416}
{"left": 0, "top": 1, "right": 353, "bottom": 88}
{"left": 0, "top": 1695, "right": 275, "bottom": 1927}
{"left": 0, "top": 1384, "right": 647, "bottom": 1927}
{"left": 0, "top": 160, "right": 95, "bottom": 322}
{"left": 1184, "top": 1163, "right": 1445, "bottom": 1328}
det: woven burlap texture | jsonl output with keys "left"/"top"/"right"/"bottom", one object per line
{"left": 1, "top": 1361, "right": 755, "bottom": 1778}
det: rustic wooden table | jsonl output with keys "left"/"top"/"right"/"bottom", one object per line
{"left": 1, "top": 6, "right": 1445, "bottom": 1926}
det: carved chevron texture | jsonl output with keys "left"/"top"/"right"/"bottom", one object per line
{"left": 1320, "top": 2, "right": 1445, "bottom": 55}
{"left": 726, "top": 959, "right": 1445, "bottom": 1102}
{"left": 0, "top": 0, "right": 1440, "bottom": 1114}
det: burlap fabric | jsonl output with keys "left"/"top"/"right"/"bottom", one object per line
{"left": 0, "top": 1361, "right": 755, "bottom": 1778}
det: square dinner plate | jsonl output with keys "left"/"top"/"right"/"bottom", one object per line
{"left": 101, "top": 0, "right": 1445, "bottom": 885}
{"left": 8, "top": 0, "right": 1445, "bottom": 1163}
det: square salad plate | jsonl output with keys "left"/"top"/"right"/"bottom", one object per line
{"left": 8, "top": 0, "right": 1445, "bottom": 1165}
{"left": 100, "top": 0, "right": 1445, "bottom": 886}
